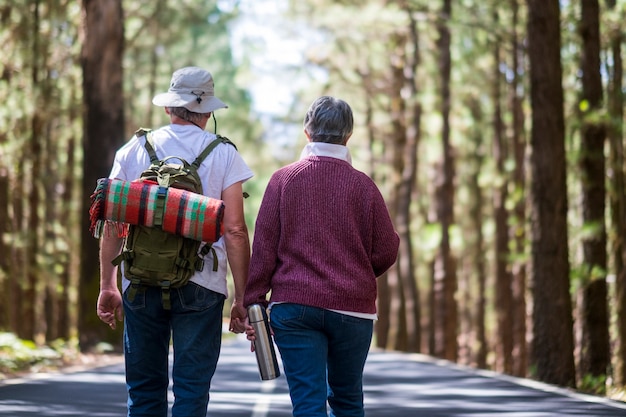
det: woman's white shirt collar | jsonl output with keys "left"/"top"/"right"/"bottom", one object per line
{"left": 299, "top": 142, "right": 352, "bottom": 165}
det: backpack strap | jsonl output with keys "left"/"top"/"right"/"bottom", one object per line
{"left": 136, "top": 128, "right": 236, "bottom": 171}
{"left": 190, "top": 134, "right": 237, "bottom": 171}
{"left": 198, "top": 243, "right": 218, "bottom": 272}
{"left": 190, "top": 135, "right": 248, "bottom": 200}
{"left": 217, "top": 134, "right": 238, "bottom": 151}
{"left": 160, "top": 281, "right": 172, "bottom": 310}
{"left": 135, "top": 128, "right": 159, "bottom": 164}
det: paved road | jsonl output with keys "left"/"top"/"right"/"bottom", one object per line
{"left": 1, "top": 335, "right": 626, "bottom": 416}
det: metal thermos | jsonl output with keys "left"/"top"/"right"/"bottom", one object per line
{"left": 248, "top": 304, "right": 280, "bottom": 380}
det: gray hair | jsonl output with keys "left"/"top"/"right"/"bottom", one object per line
{"left": 167, "top": 107, "right": 210, "bottom": 125}
{"left": 303, "top": 96, "right": 353, "bottom": 145}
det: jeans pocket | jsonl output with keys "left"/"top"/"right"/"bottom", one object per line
{"left": 178, "top": 283, "right": 225, "bottom": 311}
{"left": 270, "top": 303, "right": 306, "bottom": 327}
{"left": 340, "top": 313, "right": 372, "bottom": 325}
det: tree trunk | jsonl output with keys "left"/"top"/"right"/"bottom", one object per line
{"left": 371, "top": 93, "right": 391, "bottom": 350}
{"left": 388, "top": 8, "right": 423, "bottom": 353}
{"left": 399, "top": 10, "right": 422, "bottom": 353}
{"left": 13, "top": 155, "right": 26, "bottom": 339}
{"left": 57, "top": 131, "right": 78, "bottom": 340}
{"left": 577, "top": 0, "right": 609, "bottom": 386}
{"left": 23, "top": 0, "right": 45, "bottom": 342}
{"left": 527, "top": 0, "right": 576, "bottom": 388}
{"left": 509, "top": 0, "right": 528, "bottom": 379}
{"left": 387, "top": 32, "right": 409, "bottom": 352}
{"left": 466, "top": 98, "right": 487, "bottom": 369}
{"left": 606, "top": 0, "right": 626, "bottom": 388}
{"left": 0, "top": 141, "right": 9, "bottom": 330}
{"left": 361, "top": 81, "right": 393, "bottom": 351}
{"left": 492, "top": 9, "right": 513, "bottom": 375}
{"left": 370, "top": 22, "right": 421, "bottom": 353}
{"left": 432, "top": 0, "right": 457, "bottom": 361}
{"left": 79, "top": 0, "right": 125, "bottom": 350}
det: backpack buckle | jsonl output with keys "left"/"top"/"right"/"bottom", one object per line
{"left": 195, "top": 258, "right": 205, "bottom": 272}
{"left": 159, "top": 281, "right": 172, "bottom": 310}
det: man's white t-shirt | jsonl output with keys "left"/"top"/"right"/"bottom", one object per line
{"left": 108, "top": 124, "right": 253, "bottom": 297}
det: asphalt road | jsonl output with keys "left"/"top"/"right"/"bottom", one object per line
{"left": 1, "top": 335, "right": 626, "bottom": 416}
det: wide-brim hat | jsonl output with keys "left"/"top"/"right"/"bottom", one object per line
{"left": 152, "top": 66, "right": 228, "bottom": 113}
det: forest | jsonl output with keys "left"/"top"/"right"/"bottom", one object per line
{"left": 0, "top": 0, "right": 625, "bottom": 399}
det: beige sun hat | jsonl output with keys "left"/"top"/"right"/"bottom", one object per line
{"left": 152, "top": 66, "right": 228, "bottom": 113}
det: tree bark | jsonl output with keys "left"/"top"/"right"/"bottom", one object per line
{"left": 432, "top": 0, "right": 458, "bottom": 361}
{"left": 466, "top": 98, "right": 487, "bottom": 369}
{"left": 23, "top": 0, "right": 44, "bottom": 342}
{"left": 385, "top": 31, "right": 409, "bottom": 352}
{"left": 509, "top": 0, "right": 528, "bottom": 378}
{"left": 0, "top": 139, "right": 8, "bottom": 330}
{"left": 79, "top": 0, "right": 125, "bottom": 350}
{"left": 577, "top": 0, "right": 609, "bottom": 385}
{"left": 527, "top": 0, "right": 576, "bottom": 388}
{"left": 492, "top": 9, "right": 513, "bottom": 375}
{"left": 399, "top": 9, "right": 422, "bottom": 353}
{"left": 606, "top": 0, "right": 626, "bottom": 388}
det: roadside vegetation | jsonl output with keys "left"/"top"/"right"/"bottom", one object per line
{"left": 0, "top": 332, "right": 111, "bottom": 378}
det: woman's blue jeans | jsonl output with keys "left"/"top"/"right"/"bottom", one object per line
{"left": 122, "top": 283, "right": 225, "bottom": 417}
{"left": 270, "top": 303, "right": 374, "bottom": 417}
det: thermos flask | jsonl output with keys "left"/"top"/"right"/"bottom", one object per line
{"left": 248, "top": 304, "right": 280, "bottom": 380}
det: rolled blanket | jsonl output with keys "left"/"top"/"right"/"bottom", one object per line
{"left": 89, "top": 178, "right": 224, "bottom": 242}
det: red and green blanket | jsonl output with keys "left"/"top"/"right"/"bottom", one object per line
{"left": 89, "top": 178, "right": 224, "bottom": 242}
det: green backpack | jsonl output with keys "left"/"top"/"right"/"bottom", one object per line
{"left": 112, "top": 128, "right": 236, "bottom": 309}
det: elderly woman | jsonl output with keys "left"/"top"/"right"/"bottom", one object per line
{"left": 244, "top": 96, "right": 399, "bottom": 417}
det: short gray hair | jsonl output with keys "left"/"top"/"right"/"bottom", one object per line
{"left": 167, "top": 107, "right": 210, "bottom": 125}
{"left": 303, "top": 96, "right": 353, "bottom": 144}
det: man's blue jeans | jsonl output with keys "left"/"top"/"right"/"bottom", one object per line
{"left": 270, "top": 303, "right": 374, "bottom": 417}
{"left": 123, "top": 283, "right": 225, "bottom": 417}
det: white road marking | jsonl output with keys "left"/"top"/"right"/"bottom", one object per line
{"left": 252, "top": 378, "right": 278, "bottom": 417}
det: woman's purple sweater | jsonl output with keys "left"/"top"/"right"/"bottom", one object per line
{"left": 244, "top": 155, "right": 400, "bottom": 314}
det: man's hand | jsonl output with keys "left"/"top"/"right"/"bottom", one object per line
{"left": 97, "top": 289, "right": 123, "bottom": 330}
{"left": 229, "top": 300, "right": 247, "bottom": 334}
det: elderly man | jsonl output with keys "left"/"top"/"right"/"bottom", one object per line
{"left": 96, "top": 66, "right": 252, "bottom": 417}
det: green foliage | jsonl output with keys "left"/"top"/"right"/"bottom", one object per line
{"left": 0, "top": 333, "right": 77, "bottom": 376}
{"left": 0, "top": 0, "right": 83, "bottom": 346}
{"left": 579, "top": 372, "right": 607, "bottom": 396}
{"left": 122, "top": 0, "right": 258, "bottom": 142}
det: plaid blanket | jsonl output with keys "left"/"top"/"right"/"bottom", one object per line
{"left": 89, "top": 178, "right": 224, "bottom": 242}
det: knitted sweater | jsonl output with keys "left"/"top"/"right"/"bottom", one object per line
{"left": 244, "top": 153, "right": 399, "bottom": 314}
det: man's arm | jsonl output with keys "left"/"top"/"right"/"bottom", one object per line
{"left": 222, "top": 181, "right": 251, "bottom": 333}
{"left": 96, "top": 222, "right": 124, "bottom": 329}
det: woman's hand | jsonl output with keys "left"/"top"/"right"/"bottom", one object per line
{"left": 245, "top": 321, "right": 256, "bottom": 351}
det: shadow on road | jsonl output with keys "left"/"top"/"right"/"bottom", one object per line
{"left": 363, "top": 351, "right": 626, "bottom": 416}
{"left": 1, "top": 336, "right": 625, "bottom": 416}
